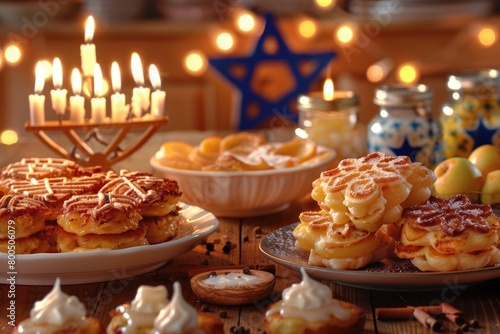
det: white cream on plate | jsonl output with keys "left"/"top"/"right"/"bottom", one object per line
{"left": 16, "top": 278, "right": 88, "bottom": 334}
{"left": 203, "top": 272, "right": 260, "bottom": 286}
{"left": 153, "top": 281, "right": 204, "bottom": 334}
{"left": 266, "top": 267, "right": 353, "bottom": 322}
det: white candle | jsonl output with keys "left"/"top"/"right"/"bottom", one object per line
{"left": 111, "top": 61, "right": 129, "bottom": 122}
{"left": 80, "top": 16, "right": 97, "bottom": 77}
{"left": 50, "top": 57, "right": 67, "bottom": 117}
{"left": 91, "top": 63, "right": 106, "bottom": 123}
{"left": 69, "top": 68, "right": 85, "bottom": 123}
{"left": 131, "top": 52, "right": 150, "bottom": 118}
{"left": 29, "top": 61, "right": 45, "bottom": 125}
{"left": 149, "top": 64, "right": 166, "bottom": 119}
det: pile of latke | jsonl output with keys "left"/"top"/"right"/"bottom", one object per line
{"left": 294, "top": 152, "right": 500, "bottom": 272}
{"left": 0, "top": 158, "right": 182, "bottom": 254}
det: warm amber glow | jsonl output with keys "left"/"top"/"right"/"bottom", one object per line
{"left": 39, "top": 60, "right": 52, "bottom": 79}
{"left": 52, "top": 57, "right": 63, "bottom": 88}
{"left": 102, "top": 79, "right": 109, "bottom": 95}
{"left": 94, "top": 63, "right": 103, "bottom": 97}
{"left": 111, "top": 61, "right": 121, "bottom": 93}
{"left": 34, "top": 61, "right": 45, "bottom": 94}
{"left": 149, "top": 64, "right": 161, "bottom": 90}
{"left": 314, "top": 0, "right": 336, "bottom": 9}
{"left": 236, "top": 13, "right": 256, "bottom": 32}
{"left": 367, "top": 58, "right": 393, "bottom": 83}
{"left": 323, "top": 78, "right": 334, "bottom": 101}
{"left": 131, "top": 52, "right": 145, "bottom": 86}
{"left": 216, "top": 32, "right": 235, "bottom": 51}
{"left": 84, "top": 16, "right": 95, "bottom": 43}
{"left": 1, "top": 130, "right": 18, "bottom": 145}
{"left": 299, "top": 19, "right": 317, "bottom": 38}
{"left": 71, "top": 68, "right": 82, "bottom": 95}
{"left": 479, "top": 27, "right": 496, "bottom": 47}
{"left": 0, "top": 47, "right": 3, "bottom": 71}
{"left": 397, "top": 63, "right": 419, "bottom": 84}
{"left": 336, "top": 25, "right": 354, "bottom": 44}
{"left": 5, "top": 45, "right": 21, "bottom": 64}
{"left": 367, "top": 64, "right": 384, "bottom": 83}
{"left": 184, "top": 51, "right": 207, "bottom": 75}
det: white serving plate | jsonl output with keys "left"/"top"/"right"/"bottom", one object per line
{"left": 0, "top": 203, "right": 219, "bottom": 285}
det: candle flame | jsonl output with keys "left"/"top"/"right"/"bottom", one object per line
{"left": 52, "top": 57, "right": 62, "bottom": 89}
{"left": 149, "top": 64, "right": 161, "bottom": 90}
{"left": 84, "top": 16, "right": 95, "bottom": 43}
{"left": 94, "top": 63, "right": 103, "bottom": 97}
{"left": 323, "top": 78, "right": 334, "bottom": 101}
{"left": 131, "top": 52, "right": 144, "bottom": 86}
{"left": 111, "top": 61, "right": 121, "bottom": 93}
{"left": 71, "top": 68, "right": 82, "bottom": 95}
{"left": 34, "top": 61, "right": 45, "bottom": 94}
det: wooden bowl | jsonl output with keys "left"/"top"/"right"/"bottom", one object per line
{"left": 190, "top": 269, "right": 275, "bottom": 305}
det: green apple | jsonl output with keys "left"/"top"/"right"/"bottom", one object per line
{"left": 481, "top": 169, "right": 500, "bottom": 204}
{"left": 433, "top": 157, "right": 484, "bottom": 195}
{"left": 468, "top": 144, "right": 500, "bottom": 177}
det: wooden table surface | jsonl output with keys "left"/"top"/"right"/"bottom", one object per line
{"left": 1, "top": 130, "right": 500, "bottom": 334}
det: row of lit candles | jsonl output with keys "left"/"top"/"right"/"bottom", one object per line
{"left": 28, "top": 16, "right": 166, "bottom": 125}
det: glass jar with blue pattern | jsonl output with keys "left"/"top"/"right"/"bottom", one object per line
{"left": 441, "top": 70, "right": 500, "bottom": 159}
{"left": 368, "top": 84, "right": 443, "bottom": 168}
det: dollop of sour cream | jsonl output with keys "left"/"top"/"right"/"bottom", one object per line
{"left": 153, "top": 282, "right": 203, "bottom": 334}
{"left": 203, "top": 272, "right": 260, "bottom": 286}
{"left": 118, "top": 285, "right": 169, "bottom": 333}
{"left": 266, "top": 268, "right": 353, "bottom": 322}
{"left": 17, "top": 278, "right": 88, "bottom": 334}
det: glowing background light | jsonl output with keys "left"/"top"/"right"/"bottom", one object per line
{"left": 367, "top": 64, "right": 384, "bottom": 83}
{"left": 299, "top": 19, "right": 317, "bottom": 38}
{"left": 184, "top": 51, "right": 207, "bottom": 75}
{"left": 366, "top": 58, "right": 393, "bottom": 83}
{"left": 216, "top": 32, "right": 235, "bottom": 52}
{"left": 5, "top": 44, "right": 21, "bottom": 65}
{"left": 336, "top": 25, "right": 354, "bottom": 44}
{"left": 236, "top": 13, "right": 256, "bottom": 32}
{"left": 478, "top": 27, "right": 496, "bottom": 47}
{"left": 1, "top": 130, "right": 18, "bottom": 145}
{"left": 397, "top": 63, "right": 419, "bottom": 84}
{"left": 314, "top": 0, "right": 336, "bottom": 10}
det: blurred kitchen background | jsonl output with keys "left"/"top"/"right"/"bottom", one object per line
{"left": 0, "top": 0, "right": 499, "bottom": 144}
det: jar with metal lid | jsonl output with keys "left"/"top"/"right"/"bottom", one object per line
{"left": 441, "top": 69, "right": 500, "bottom": 159}
{"left": 297, "top": 90, "right": 366, "bottom": 166}
{"left": 368, "top": 84, "right": 443, "bottom": 167}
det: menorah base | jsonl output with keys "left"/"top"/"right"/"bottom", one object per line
{"left": 25, "top": 117, "right": 169, "bottom": 171}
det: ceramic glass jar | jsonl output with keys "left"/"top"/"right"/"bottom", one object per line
{"left": 368, "top": 84, "right": 443, "bottom": 168}
{"left": 441, "top": 70, "right": 500, "bottom": 159}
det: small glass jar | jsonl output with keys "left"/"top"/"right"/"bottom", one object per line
{"left": 368, "top": 84, "right": 443, "bottom": 168}
{"left": 441, "top": 69, "right": 500, "bottom": 159}
{"left": 297, "top": 91, "right": 366, "bottom": 166}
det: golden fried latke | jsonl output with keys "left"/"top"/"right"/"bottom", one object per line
{"left": 55, "top": 224, "right": 149, "bottom": 252}
{"left": 57, "top": 193, "right": 142, "bottom": 236}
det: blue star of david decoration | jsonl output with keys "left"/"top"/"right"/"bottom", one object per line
{"left": 465, "top": 117, "right": 499, "bottom": 148}
{"left": 209, "top": 13, "right": 336, "bottom": 130}
{"left": 389, "top": 135, "right": 423, "bottom": 162}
